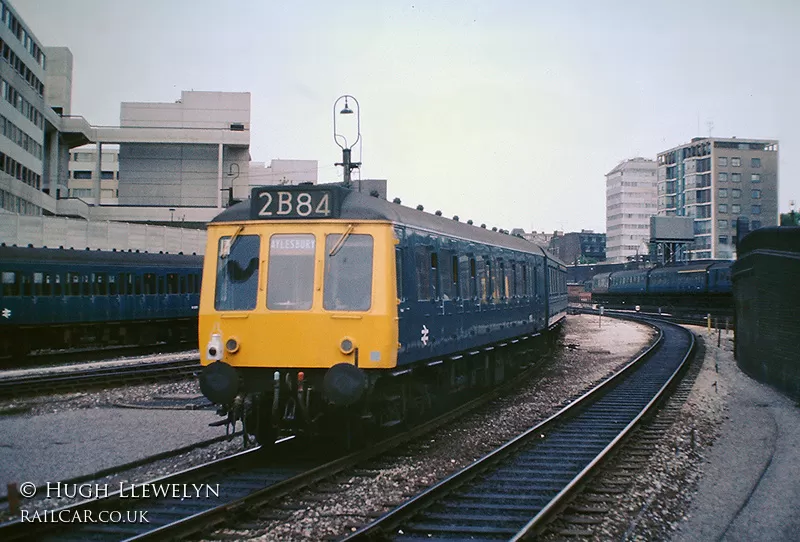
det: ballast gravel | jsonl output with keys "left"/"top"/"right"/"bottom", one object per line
{"left": 207, "top": 315, "right": 660, "bottom": 541}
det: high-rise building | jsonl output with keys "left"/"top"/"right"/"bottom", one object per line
{"left": 656, "top": 137, "right": 778, "bottom": 259}
{"left": 1, "top": 1, "right": 50, "bottom": 215}
{"left": 605, "top": 158, "right": 658, "bottom": 263}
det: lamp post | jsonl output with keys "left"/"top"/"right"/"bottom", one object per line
{"left": 333, "top": 95, "right": 361, "bottom": 188}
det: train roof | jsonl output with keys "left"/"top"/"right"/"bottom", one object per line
{"left": 0, "top": 245, "right": 203, "bottom": 267}
{"left": 212, "top": 184, "right": 565, "bottom": 265}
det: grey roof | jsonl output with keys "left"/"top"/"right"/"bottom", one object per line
{"left": 212, "top": 185, "right": 565, "bottom": 264}
{"left": 0, "top": 245, "right": 203, "bottom": 267}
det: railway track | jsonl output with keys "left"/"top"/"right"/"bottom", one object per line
{"left": 0, "top": 358, "right": 201, "bottom": 400}
{"left": 0, "top": 337, "right": 553, "bottom": 541}
{"left": 343, "top": 317, "right": 694, "bottom": 541}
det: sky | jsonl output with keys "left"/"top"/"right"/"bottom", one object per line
{"left": 14, "top": 0, "right": 800, "bottom": 233}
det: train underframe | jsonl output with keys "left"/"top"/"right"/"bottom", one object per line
{"left": 0, "top": 318, "right": 198, "bottom": 359}
{"left": 202, "top": 327, "right": 562, "bottom": 449}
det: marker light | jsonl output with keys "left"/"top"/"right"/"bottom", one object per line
{"left": 206, "top": 333, "right": 223, "bottom": 361}
{"left": 225, "top": 337, "right": 239, "bottom": 354}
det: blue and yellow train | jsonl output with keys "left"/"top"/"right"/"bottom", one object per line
{"left": 198, "top": 184, "right": 567, "bottom": 444}
{"left": 0, "top": 245, "right": 202, "bottom": 357}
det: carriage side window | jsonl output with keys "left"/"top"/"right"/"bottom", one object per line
{"left": 216, "top": 234, "right": 260, "bottom": 311}
{"left": 476, "top": 257, "right": 487, "bottom": 303}
{"left": 2, "top": 271, "right": 18, "bottom": 296}
{"left": 20, "top": 272, "right": 31, "bottom": 296}
{"left": 33, "top": 272, "right": 43, "bottom": 295}
{"left": 42, "top": 273, "right": 52, "bottom": 296}
{"left": 521, "top": 264, "right": 528, "bottom": 296}
{"left": 460, "top": 255, "right": 472, "bottom": 300}
{"left": 66, "top": 272, "right": 80, "bottom": 296}
{"left": 430, "top": 252, "right": 439, "bottom": 300}
{"left": 143, "top": 273, "right": 156, "bottom": 295}
{"left": 157, "top": 275, "right": 165, "bottom": 295}
{"left": 498, "top": 260, "right": 507, "bottom": 300}
{"left": 108, "top": 274, "right": 118, "bottom": 296}
{"left": 134, "top": 275, "right": 143, "bottom": 295}
{"left": 513, "top": 263, "right": 519, "bottom": 297}
{"left": 95, "top": 273, "right": 107, "bottom": 295}
{"left": 439, "top": 252, "right": 453, "bottom": 300}
{"left": 415, "top": 247, "right": 430, "bottom": 301}
{"left": 324, "top": 234, "right": 373, "bottom": 311}
{"left": 509, "top": 262, "right": 517, "bottom": 298}
{"left": 167, "top": 273, "right": 178, "bottom": 294}
{"left": 53, "top": 273, "right": 62, "bottom": 296}
{"left": 452, "top": 255, "right": 460, "bottom": 299}
{"left": 180, "top": 275, "right": 187, "bottom": 294}
{"left": 395, "top": 248, "right": 404, "bottom": 301}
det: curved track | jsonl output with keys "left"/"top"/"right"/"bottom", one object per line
{"left": 343, "top": 317, "right": 694, "bottom": 541}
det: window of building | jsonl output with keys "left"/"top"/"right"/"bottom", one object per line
{"left": 751, "top": 173, "right": 760, "bottom": 183}
{"left": 718, "top": 157, "right": 728, "bottom": 167}
{"left": 101, "top": 171, "right": 114, "bottom": 180}
{"left": 719, "top": 188, "right": 728, "bottom": 198}
{"left": 73, "top": 170, "right": 92, "bottom": 180}
{"left": 751, "top": 189, "right": 761, "bottom": 199}
{"left": 752, "top": 205, "right": 761, "bottom": 215}
{"left": 718, "top": 204, "right": 728, "bottom": 213}
{"left": 751, "top": 220, "right": 762, "bottom": 229}
{"left": 732, "top": 204, "right": 741, "bottom": 213}
{"left": 718, "top": 219, "right": 728, "bottom": 229}
{"left": 719, "top": 236, "right": 728, "bottom": 245}
{"left": 732, "top": 188, "right": 741, "bottom": 198}
{"left": 751, "top": 157, "right": 761, "bottom": 168}
{"left": 718, "top": 172, "right": 728, "bottom": 182}
{"left": 731, "top": 157, "right": 741, "bottom": 167}
{"left": 731, "top": 173, "right": 741, "bottom": 182}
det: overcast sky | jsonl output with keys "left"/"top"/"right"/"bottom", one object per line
{"left": 16, "top": 0, "right": 800, "bottom": 233}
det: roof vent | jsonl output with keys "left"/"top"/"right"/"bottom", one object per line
{"left": 416, "top": 205, "right": 424, "bottom": 211}
{"left": 435, "top": 210, "right": 442, "bottom": 216}
{"left": 370, "top": 190, "right": 380, "bottom": 197}
{"left": 481, "top": 224, "right": 486, "bottom": 229}
{"left": 492, "top": 227, "right": 498, "bottom": 232}
{"left": 452, "top": 215, "right": 459, "bottom": 221}
{"left": 393, "top": 197, "right": 401, "bottom": 204}
{"left": 467, "top": 219, "right": 473, "bottom": 225}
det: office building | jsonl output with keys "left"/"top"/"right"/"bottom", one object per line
{"left": 656, "top": 137, "right": 778, "bottom": 259}
{"left": 605, "top": 158, "right": 658, "bottom": 263}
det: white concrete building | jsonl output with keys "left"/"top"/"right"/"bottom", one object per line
{"left": 249, "top": 159, "right": 318, "bottom": 186}
{"left": 605, "top": 158, "right": 658, "bottom": 263}
{"left": 68, "top": 144, "right": 119, "bottom": 204}
{"left": 115, "top": 91, "right": 251, "bottom": 209}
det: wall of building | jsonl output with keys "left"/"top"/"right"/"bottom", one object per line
{"left": 68, "top": 144, "right": 119, "bottom": 203}
{"left": 0, "top": 213, "right": 206, "bottom": 254}
{"left": 605, "top": 158, "right": 657, "bottom": 263}
{"left": 0, "top": 0, "right": 48, "bottom": 216}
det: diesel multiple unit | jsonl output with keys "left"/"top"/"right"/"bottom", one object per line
{"left": 198, "top": 184, "right": 567, "bottom": 445}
